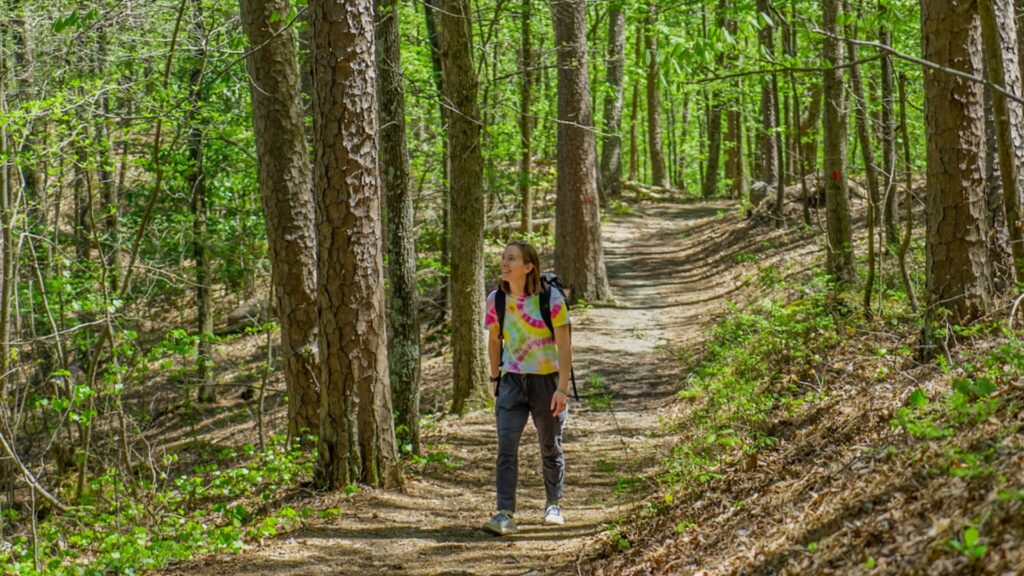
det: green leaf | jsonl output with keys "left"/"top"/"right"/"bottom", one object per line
{"left": 53, "top": 11, "right": 79, "bottom": 33}
{"left": 907, "top": 388, "right": 928, "bottom": 407}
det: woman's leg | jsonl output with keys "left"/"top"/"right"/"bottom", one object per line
{"left": 527, "top": 373, "right": 565, "bottom": 505}
{"left": 495, "top": 374, "right": 530, "bottom": 512}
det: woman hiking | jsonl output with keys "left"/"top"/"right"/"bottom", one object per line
{"left": 482, "top": 240, "right": 572, "bottom": 536}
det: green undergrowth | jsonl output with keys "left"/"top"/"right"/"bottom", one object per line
{"left": 0, "top": 435, "right": 323, "bottom": 575}
{"left": 660, "top": 270, "right": 851, "bottom": 493}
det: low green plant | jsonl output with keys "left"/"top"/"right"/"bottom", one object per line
{"left": 585, "top": 373, "right": 614, "bottom": 411}
{"left": 948, "top": 526, "right": 987, "bottom": 560}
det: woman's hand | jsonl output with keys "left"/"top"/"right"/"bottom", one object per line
{"left": 551, "top": 389, "right": 568, "bottom": 417}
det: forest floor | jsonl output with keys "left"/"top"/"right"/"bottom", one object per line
{"left": 159, "top": 199, "right": 793, "bottom": 576}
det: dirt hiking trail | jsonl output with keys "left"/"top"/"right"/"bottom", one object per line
{"left": 164, "top": 201, "right": 789, "bottom": 576}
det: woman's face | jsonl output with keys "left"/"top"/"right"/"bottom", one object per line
{"left": 500, "top": 245, "right": 533, "bottom": 284}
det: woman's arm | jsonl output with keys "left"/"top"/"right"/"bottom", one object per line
{"left": 551, "top": 324, "right": 572, "bottom": 416}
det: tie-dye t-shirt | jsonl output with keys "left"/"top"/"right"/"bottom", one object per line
{"left": 484, "top": 288, "right": 570, "bottom": 375}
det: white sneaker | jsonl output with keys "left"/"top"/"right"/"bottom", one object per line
{"left": 483, "top": 510, "right": 518, "bottom": 535}
{"left": 544, "top": 504, "right": 564, "bottom": 525}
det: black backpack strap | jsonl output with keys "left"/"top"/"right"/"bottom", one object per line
{"left": 540, "top": 281, "right": 579, "bottom": 401}
{"left": 494, "top": 288, "right": 505, "bottom": 397}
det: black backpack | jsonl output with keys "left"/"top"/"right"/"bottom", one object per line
{"left": 495, "top": 272, "right": 579, "bottom": 400}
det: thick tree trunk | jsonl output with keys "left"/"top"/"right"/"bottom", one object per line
{"left": 599, "top": 2, "right": 626, "bottom": 202}
{"left": 310, "top": 0, "right": 401, "bottom": 488}
{"left": 979, "top": 0, "right": 1024, "bottom": 280}
{"left": 240, "top": 0, "right": 320, "bottom": 439}
{"left": 645, "top": 4, "right": 669, "bottom": 188}
{"left": 922, "top": 0, "right": 995, "bottom": 322}
{"left": 438, "top": 0, "right": 488, "bottom": 414}
{"left": 376, "top": 0, "right": 422, "bottom": 456}
{"left": 551, "top": 0, "right": 612, "bottom": 302}
{"left": 823, "top": 0, "right": 855, "bottom": 282}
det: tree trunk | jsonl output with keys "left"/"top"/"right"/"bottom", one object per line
{"left": 897, "top": 73, "right": 920, "bottom": 312}
{"left": 311, "top": 0, "right": 402, "bottom": 489}
{"left": 772, "top": 70, "right": 786, "bottom": 225}
{"left": 725, "top": 109, "right": 745, "bottom": 198}
{"left": 800, "top": 83, "right": 823, "bottom": 170}
{"left": 627, "top": 26, "right": 642, "bottom": 184}
{"left": 702, "top": 0, "right": 729, "bottom": 199}
{"left": 645, "top": 4, "right": 669, "bottom": 188}
{"left": 0, "top": 42, "right": 11, "bottom": 399}
{"left": 424, "top": 0, "right": 451, "bottom": 316}
{"left": 599, "top": 1, "right": 626, "bottom": 202}
{"left": 551, "top": 0, "right": 612, "bottom": 302}
{"left": 240, "top": 0, "right": 321, "bottom": 439}
{"left": 846, "top": 24, "right": 882, "bottom": 314}
{"left": 757, "top": 0, "right": 779, "bottom": 188}
{"left": 376, "top": 0, "right": 422, "bottom": 456}
{"left": 438, "top": 0, "right": 488, "bottom": 414}
{"left": 787, "top": 0, "right": 809, "bottom": 223}
{"left": 702, "top": 104, "right": 724, "bottom": 199}
{"left": 93, "top": 32, "right": 119, "bottom": 293}
{"left": 677, "top": 92, "right": 690, "bottom": 193}
{"left": 979, "top": 0, "right": 1024, "bottom": 280}
{"left": 1018, "top": 0, "right": 1024, "bottom": 83}
{"left": 922, "top": 0, "right": 995, "bottom": 323}
{"left": 880, "top": 9, "right": 899, "bottom": 246}
{"left": 519, "top": 0, "right": 536, "bottom": 227}
{"left": 187, "top": 0, "right": 215, "bottom": 403}
{"left": 823, "top": 0, "right": 855, "bottom": 282}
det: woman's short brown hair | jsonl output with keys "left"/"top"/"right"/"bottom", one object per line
{"left": 500, "top": 241, "right": 543, "bottom": 296}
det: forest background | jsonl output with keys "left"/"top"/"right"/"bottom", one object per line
{"left": 0, "top": 0, "right": 1023, "bottom": 572}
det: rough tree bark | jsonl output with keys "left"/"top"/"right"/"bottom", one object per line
{"left": 376, "top": 0, "right": 422, "bottom": 455}
{"left": 310, "top": 0, "right": 401, "bottom": 487}
{"left": 438, "top": 0, "right": 488, "bottom": 414}
{"left": 239, "top": 0, "right": 320, "bottom": 439}
{"left": 551, "top": 0, "right": 612, "bottom": 302}
{"left": 922, "top": 0, "right": 995, "bottom": 322}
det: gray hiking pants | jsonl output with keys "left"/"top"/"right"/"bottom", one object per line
{"left": 494, "top": 372, "right": 566, "bottom": 513}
